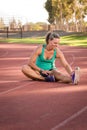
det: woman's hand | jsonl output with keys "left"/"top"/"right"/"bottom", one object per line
{"left": 42, "top": 70, "right": 51, "bottom": 75}
{"left": 40, "top": 70, "right": 52, "bottom": 77}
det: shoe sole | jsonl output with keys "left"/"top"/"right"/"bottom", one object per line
{"left": 74, "top": 67, "right": 80, "bottom": 85}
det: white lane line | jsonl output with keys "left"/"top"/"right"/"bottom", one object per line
{"left": 0, "top": 81, "right": 34, "bottom": 96}
{"left": 0, "top": 80, "right": 19, "bottom": 83}
{"left": 51, "top": 106, "right": 87, "bottom": 130}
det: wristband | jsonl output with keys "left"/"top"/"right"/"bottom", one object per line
{"left": 39, "top": 69, "right": 48, "bottom": 77}
{"left": 71, "top": 71, "right": 74, "bottom": 77}
{"left": 39, "top": 69, "right": 43, "bottom": 74}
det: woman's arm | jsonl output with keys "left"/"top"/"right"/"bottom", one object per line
{"left": 56, "top": 48, "right": 73, "bottom": 75}
{"left": 28, "top": 45, "right": 42, "bottom": 72}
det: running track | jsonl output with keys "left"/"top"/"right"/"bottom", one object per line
{"left": 0, "top": 43, "right": 87, "bottom": 130}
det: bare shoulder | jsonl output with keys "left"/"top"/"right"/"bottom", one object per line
{"left": 32, "top": 44, "right": 43, "bottom": 55}
{"left": 29, "top": 45, "right": 43, "bottom": 63}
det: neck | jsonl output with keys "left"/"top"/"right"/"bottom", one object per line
{"left": 46, "top": 44, "right": 53, "bottom": 51}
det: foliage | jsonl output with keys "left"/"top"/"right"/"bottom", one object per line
{"left": 0, "top": 18, "right": 5, "bottom": 28}
{"left": 45, "top": 0, "right": 55, "bottom": 24}
{"left": 44, "top": 0, "right": 87, "bottom": 31}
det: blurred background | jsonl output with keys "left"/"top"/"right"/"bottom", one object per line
{"left": 0, "top": 0, "right": 87, "bottom": 38}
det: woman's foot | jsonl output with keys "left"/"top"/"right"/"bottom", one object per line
{"left": 72, "top": 67, "right": 80, "bottom": 85}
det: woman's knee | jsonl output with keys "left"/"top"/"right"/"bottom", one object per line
{"left": 22, "top": 65, "right": 26, "bottom": 72}
{"left": 21, "top": 64, "right": 30, "bottom": 73}
{"left": 52, "top": 69, "right": 61, "bottom": 76}
{"left": 21, "top": 65, "right": 34, "bottom": 79}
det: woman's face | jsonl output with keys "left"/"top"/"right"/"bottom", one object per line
{"left": 48, "top": 38, "right": 60, "bottom": 49}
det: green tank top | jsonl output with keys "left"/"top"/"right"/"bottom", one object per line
{"left": 36, "top": 44, "right": 57, "bottom": 70}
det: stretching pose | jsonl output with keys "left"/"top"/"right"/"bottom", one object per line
{"left": 22, "top": 31, "right": 80, "bottom": 84}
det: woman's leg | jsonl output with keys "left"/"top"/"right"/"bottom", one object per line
{"left": 52, "top": 69, "right": 72, "bottom": 83}
{"left": 22, "top": 65, "right": 45, "bottom": 81}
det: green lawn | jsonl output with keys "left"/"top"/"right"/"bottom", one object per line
{"left": 0, "top": 33, "right": 87, "bottom": 47}
{"left": 0, "top": 37, "right": 45, "bottom": 44}
{"left": 60, "top": 33, "right": 87, "bottom": 47}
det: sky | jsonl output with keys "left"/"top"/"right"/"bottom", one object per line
{"left": 0, "top": 0, "right": 48, "bottom": 25}
{"left": 0, "top": 0, "right": 87, "bottom": 26}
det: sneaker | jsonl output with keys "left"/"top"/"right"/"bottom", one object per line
{"left": 72, "top": 67, "right": 80, "bottom": 85}
{"left": 45, "top": 75, "right": 55, "bottom": 82}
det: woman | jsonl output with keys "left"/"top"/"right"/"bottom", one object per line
{"left": 22, "top": 31, "right": 80, "bottom": 84}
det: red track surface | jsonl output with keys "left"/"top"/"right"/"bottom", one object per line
{"left": 0, "top": 43, "right": 87, "bottom": 130}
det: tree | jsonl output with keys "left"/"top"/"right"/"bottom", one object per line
{"left": 9, "top": 18, "right": 17, "bottom": 30}
{"left": 45, "top": 0, "right": 55, "bottom": 24}
{"left": 0, "top": 18, "right": 5, "bottom": 28}
{"left": 18, "top": 20, "right": 22, "bottom": 28}
{"left": 44, "top": 0, "right": 87, "bottom": 31}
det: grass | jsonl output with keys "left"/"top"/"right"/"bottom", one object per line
{"left": 60, "top": 33, "right": 87, "bottom": 47}
{"left": 0, "top": 37, "right": 45, "bottom": 44}
{"left": 0, "top": 32, "right": 87, "bottom": 47}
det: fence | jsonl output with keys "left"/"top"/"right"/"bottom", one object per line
{"left": 0, "top": 27, "right": 87, "bottom": 39}
{"left": 0, "top": 27, "right": 23, "bottom": 38}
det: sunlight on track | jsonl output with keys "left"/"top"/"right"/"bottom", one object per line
{"left": 24, "top": 85, "right": 87, "bottom": 94}
{"left": 0, "top": 44, "right": 37, "bottom": 49}
{"left": 0, "top": 57, "right": 29, "bottom": 60}
{"left": 0, "top": 66, "right": 20, "bottom": 70}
